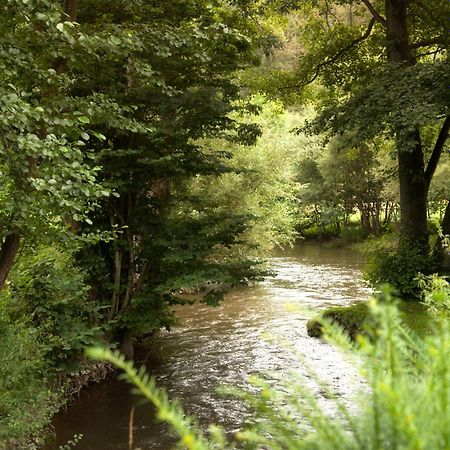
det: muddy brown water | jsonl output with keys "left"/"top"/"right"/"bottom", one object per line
{"left": 43, "top": 243, "right": 373, "bottom": 450}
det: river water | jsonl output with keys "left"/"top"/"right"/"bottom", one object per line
{"left": 44, "top": 243, "right": 372, "bottom": 450}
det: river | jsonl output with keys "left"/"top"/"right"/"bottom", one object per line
{"left": 43, "top": 243, "right": 372, "bottom": 449}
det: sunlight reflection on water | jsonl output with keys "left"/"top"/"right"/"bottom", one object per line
{"left": 44, "top": 244, "right": 372, "bottom": 450}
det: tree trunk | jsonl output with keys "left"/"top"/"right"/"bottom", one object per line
{"left": 65, "top": 0, "right": 79, "bottom": 21}
{"left": 120, "top": 194, "right": 137, "bottom": 314}
{"left": 385, "top": 0, "right": 429, "bottom": 253}
{"left": 108, "top": 247, "right": 122, "bottom": 321}
{"left": 371, "top": 202, "right": 382, "bottom": 234}
{"left": 358, "top": 203, "right": 372, "bottom": 236}
{"left": 383, "top": 201, "right": 392, "bottom": 225}
{"left": 0, "top": 233, "right": 21, "bottom": 290}
{"left": 334, "top": 220, "right": 341, "bottom": 235}
{"left": 433, "top": 201, "right": 450, "bottom": 269}
{"left": 120, "top": 328, "right": 134, "bottom": 360}
{"left": 396, "top": 130, "right": 429, "bottom": 252}
{"left": 385, "top": 0, "right": 413, "bottom": 65}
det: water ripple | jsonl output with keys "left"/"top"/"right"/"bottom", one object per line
{"left": 45, "top": 244, "right": 371, "bottom": 450}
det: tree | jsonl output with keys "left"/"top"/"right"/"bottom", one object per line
{"left": 54, "top": 0, "right": 274, "bottom": 352}
{"left": 252, "top": 0, "right": 449, "bottom": 260}
{"left": 320, "top": 140, "right": 386, "bottom": 235}
{"left": 0, "top": 0, "right": 121, "bottom": 289}
{"left": 297, "top": 137, "right": 393, "bottom": 236}
{"left": 187, "top": 96, "right": 306, "bottom": 256}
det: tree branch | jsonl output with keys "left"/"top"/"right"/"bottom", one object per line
{"left": 410, "top": 37, "right": 444, "bottom": 50}
{"left": 280, "top": 17, "right": 377, "bottom": 91}
{"left": 301, "top": 17, "right": 376, "bottom": 87}
{"left": 360, "top": 0, "right": 387, "bottom": 27}
{"left": 425, "top": 115, "right": 450, "bottom": 190}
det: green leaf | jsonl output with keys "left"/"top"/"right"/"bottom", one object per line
{"left": 110, "top": 36, "right": 122, "bottom": 45}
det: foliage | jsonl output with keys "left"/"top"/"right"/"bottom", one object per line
{"left": 0, "top": 315, "right": 59, "bottom": 448}
{"left": 419, "top": 274, "right": 450, "bottom": 318}
{"left": 185, "top": 97, "right": 312, "bottom": 258}
{"left": 89, "top": 290, "right": 450, "bottom": 450}
{"left": 100, "top": 96, "right": 314, "bottom": 335}
{"left": 2, "top": 0, "right": 448, "bottom": 445}
{"left": 66, "top": 0, "right": 278, "bottom": 335}
{"left": 0, "top": 3, "right": 298, "bottom": 443}
{"left": 0, "top": 0, "right": 111, "bottom": 244}
{"left": 1, "top": 245, "right": 103, "bottom": 370}
{"left": 303, "top": 62, "right": 450, "bottom": 148}
{"left": 243, "top": 0, "right": 450, "bottom": 287}
{"left": 297, "top": 136, "right": 395, "bottom": 238}
{"left": 306, "top": 302, "right": 370, "bottom": 339}
{"left": 364, "top": 237, "right": 436, "bottom": 299}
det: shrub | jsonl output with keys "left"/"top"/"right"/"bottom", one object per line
{"left": 419, "top": 274, "right": 450, "bottom": 317}
{"left": 364, "top": 237, "right": 435, "bottom": 299}
{"left": 3, "top": 245, "right": 103, "bottom": 370}
{"left": 0, "top": 316, "right": 59, "bottom": 448}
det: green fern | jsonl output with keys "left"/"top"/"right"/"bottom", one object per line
{"left": 86, "top": 348, "right": 230, "bottom": 450}
{"left": 87, "top": 280, "right": 450, "bottom": 449}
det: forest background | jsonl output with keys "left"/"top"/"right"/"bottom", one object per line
{"left": 0, "top": 0, "right": 448, "bottom": 447}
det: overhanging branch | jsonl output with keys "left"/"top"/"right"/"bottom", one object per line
{"left": 425, "top": 115, "right": 450, "bottom": 190}
{"left": 301, "top": 17, "right": 376, "bottom": 87}
{"left": 410, "top": 37, "right": 445, "bottom": 50}
{"left": 360, "top": 0, "right": 387, "bottom": 27}
{"left": 279, "top": 17, "right": 378, "bottom": 92}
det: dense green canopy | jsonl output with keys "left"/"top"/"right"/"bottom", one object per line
{"left": 0, "top": 1, "right": 449, "bottom": 445}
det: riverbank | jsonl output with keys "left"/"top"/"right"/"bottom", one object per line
{"left": 298, "top": 222, "right": 373, "bottom": 245}
{"left": 301, "top": 221, "right": 448, "bottom": 301}
{"left": 14, "top": 236, "right": 433, "bottom": 449}
{"left": 2, "top": 361, "right": 115, "bottom": 450}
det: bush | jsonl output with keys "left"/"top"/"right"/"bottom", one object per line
{"left": 419, "top": 274, "right": 450, "bottom": 317}
{"left": 0, "top": 245, "right": 106, "bottom": 446}
{"left": 0, "top": 316, "right": 59, "bottom": 448}
{"left": 306, "top": 302, "right": 370, "bottom": 339}
{"left": 3, "top": 245, "right": 103, "bottom": 370}
{"left": 364, "top": 236, "right": 435, "bottom": 299}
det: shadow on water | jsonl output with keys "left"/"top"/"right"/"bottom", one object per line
{"left": 42, "top": 243, "right": 428, "bottom": 450}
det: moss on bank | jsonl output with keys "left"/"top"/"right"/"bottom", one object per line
{"left": 307, "top": 302, "right": 370, "bottom": 340}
